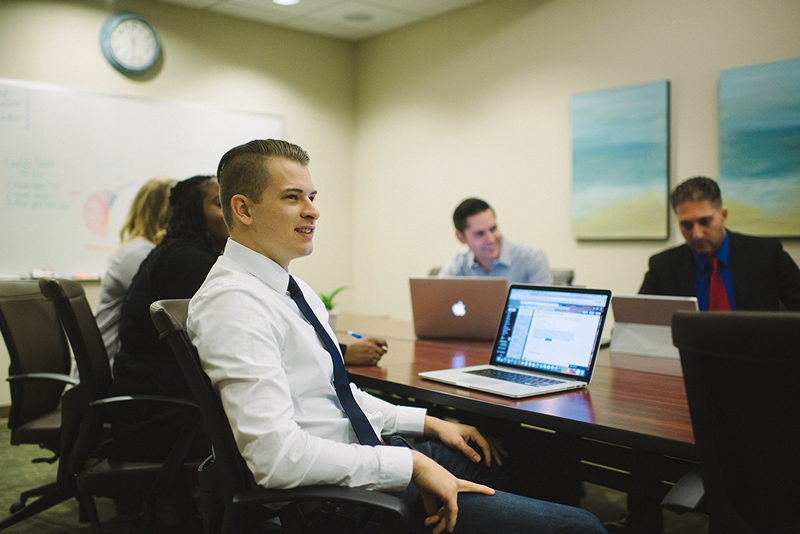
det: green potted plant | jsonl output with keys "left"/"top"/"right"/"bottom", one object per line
{"left": 319, "top": 285, "right": 347, "bottom": 329}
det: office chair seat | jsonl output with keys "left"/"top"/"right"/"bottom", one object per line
{"left": 11, "top": 410, "right": 63, "bottom": 447}
{"left": 76, "top": 457, "right": 202, "bottom": 495}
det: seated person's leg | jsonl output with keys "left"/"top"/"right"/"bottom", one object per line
{"left": 303, "top": 437, "right": 604, "bottom": 533}
{"left": 399, "top": 439, "right": 604, "bottom": 534}
{"left": 447, "top": 491, "right": 604, "bottom": 534}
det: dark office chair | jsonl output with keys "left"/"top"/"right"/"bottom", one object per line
{"left": 39, "top": 278, "right": 203, "bottom": 533}
{"left": 150, "top": 299, "right": 409, "bottom": 534}
{"left": 0, "top": 280, "right": 80, "bottom": 531}
{"left": 668, "top": 311, "right": 800, "bottom": 534}
{"left": 551, "top": 269, "right": 575, "bottom": 286}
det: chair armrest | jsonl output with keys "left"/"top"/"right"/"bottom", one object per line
{"left": 89, "top": 394, "right": 198, "bottom": 410}
{"left": 233, "top": 485, "right": 408, "bottom": 532}
{"left": 7, "top": 372, "right": 80, "bottom": 386}
{"left": 661, "top": 468, "right": 705, "bottom": 515}
{"left": 65, "top": 389, "right": 203, "bottom": 492}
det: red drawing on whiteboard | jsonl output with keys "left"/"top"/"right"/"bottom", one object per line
{"left": 83, "top": 190, "right": 113, "bottom": 236}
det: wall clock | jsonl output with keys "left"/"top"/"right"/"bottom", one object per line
{"left": 100, "top": 13, "right": 161, "bottom": 77}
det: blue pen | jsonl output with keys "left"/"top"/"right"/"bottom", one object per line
{"left": 348, "top": 331, "right": 388, "bottom": 351}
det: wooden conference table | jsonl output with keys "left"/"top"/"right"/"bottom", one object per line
{"left": 336, "top": 313, "right": 696, "bottom": 503}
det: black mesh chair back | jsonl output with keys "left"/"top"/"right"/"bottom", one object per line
{"left": 38, "top": 278, "right": 112, "bottom": 402}
{"left": 38, "top": 278, "right": 203, "bottom": 533}
{"left": 672, "top": 311, "right": 800, "bottom": 534}
{"left": 0, "top": 280, "right": 73, "bottom": 446}
{"left": 150, "top": 299, "right": 255, "bottom": 532}
{"left": 150, "top": 299, "right": 408, "bottom": 534}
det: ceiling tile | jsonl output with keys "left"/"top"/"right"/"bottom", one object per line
{"left": 360, "top": 0, "right": 483, "bottom": 18}
{"left": 223, "top": 0, "right": 341, "bottom": 18}
{"left": 145, "top": 0, "right": 485, "bottom": 41}
{"left": 284, "top": 17, "right": 375, "bottom": 41}
{"left": 303, "top": 1, "right": 419, "bottom": 31}
{"left": 156, "top": 0, "right": 220, "bottom": 9}
{"left": 211, "top": 2, "right": 294, "bottom": 24}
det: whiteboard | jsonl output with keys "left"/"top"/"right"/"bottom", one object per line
{"left": 0, "top": 78, "right": 282, "bottom": 278}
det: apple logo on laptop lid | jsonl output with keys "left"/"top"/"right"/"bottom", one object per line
{"left": 451, "top": 301, "right": 466, "bottom": 317}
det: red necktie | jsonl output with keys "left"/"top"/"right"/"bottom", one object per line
{"left": 708, "top": 257, "right": 730, "bottom": 311}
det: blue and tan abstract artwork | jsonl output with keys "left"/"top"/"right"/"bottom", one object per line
{"left": 571, "top": 80, "right": 669, "bottom": 240}
{"left": 720, "top": 57, "right": 800, "bottom": 237}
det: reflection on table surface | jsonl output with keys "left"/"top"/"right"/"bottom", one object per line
{"left": 337, "top": 313, "right": 695, "bottom": 456}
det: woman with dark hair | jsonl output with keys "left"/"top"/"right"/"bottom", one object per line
{"left": 110, "top": 175, "right": 228, "bottom": 462}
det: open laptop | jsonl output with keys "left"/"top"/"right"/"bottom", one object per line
{"left": 419, "top": 284, "right": 611, "bottom": 398}
{"left": 410, "top": 277, "right": 508, "bottom": 340}
{"left": 610, "top": 294, "right": 698, "bottom": 376}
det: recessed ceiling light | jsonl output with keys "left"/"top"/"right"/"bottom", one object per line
{"left": 273, "top": 0, "right": 300, "bottom": 5}
{"left": 344, "top": 12, "right": 373, "bottom": 22}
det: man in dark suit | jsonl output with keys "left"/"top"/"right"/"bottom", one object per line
{"left": 639, "top": 176, "right": 800, "bottom": 310}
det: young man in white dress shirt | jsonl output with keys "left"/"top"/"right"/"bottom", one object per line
{"left": 188, "top": 139, "right": 604, "bottom": 533}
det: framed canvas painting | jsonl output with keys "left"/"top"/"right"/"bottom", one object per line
{"left": 571, "top": 80, "right": 670, "bottom": 241}
{"left": 719, "top": 57, "right": 800, "bottom": 237}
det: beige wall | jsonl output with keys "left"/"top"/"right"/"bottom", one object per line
{"left": 351, "top": 0, "right": 800, "bottom": 319}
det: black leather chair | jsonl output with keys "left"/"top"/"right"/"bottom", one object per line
{"left": 0, "top": 280, "right": 80, "bottom": 531}
{"left": 668, "top": 311, "right": 800, "bottom": 534}
{"left": 39, "top": 278, "right": 203, "bottom": 533}
{"left": 150, "top": 299, "right": 409, "bottom": 533}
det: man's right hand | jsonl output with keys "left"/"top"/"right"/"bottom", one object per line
{"left": 410, "top": 450, "right": 495, "bottom": 534}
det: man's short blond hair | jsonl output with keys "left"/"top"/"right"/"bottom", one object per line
{"left": 216, "top": 139, "right": 310, "bottom": 228}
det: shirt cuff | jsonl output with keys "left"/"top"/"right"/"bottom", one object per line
{"left": 374, "top": 444, "right": 414, "bottom": 491}
{"left": 392, "top": 406, "right": 426, "bottom": 437}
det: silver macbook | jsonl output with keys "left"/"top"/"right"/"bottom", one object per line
{"left": 410, "top": 277, "right": 508, "bottom": 340}
{"left": 419, "top": 285, "right": 612, "bottom": 398}
{"left": 610, "top": 294, "right": 698, "bottom": 376}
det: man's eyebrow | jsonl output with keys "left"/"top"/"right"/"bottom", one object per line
{"left": 281, "top": 187, "right": 317, "bottom": 196}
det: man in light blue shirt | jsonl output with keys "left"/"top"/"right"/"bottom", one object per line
{"left": 439, "top": 198, "right": 553, "bottom": 285}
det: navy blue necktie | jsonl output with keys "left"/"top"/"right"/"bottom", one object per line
{"left": 287, "top": 276, "right": 381, "bottom": 446}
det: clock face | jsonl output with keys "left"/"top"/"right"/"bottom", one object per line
{"left": 101, "top": 14, "right": 161, "bottom": 76}
{"left": 110, "top": 19, "right": 158, "bottom": 70}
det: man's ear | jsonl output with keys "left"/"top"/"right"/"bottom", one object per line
{"left": 231, "top": 194, "right": 254, "bottom": 226}
{"left": 720, "top": 207, "right": 728, "bottom": 224}
{"left": 456, "top": 230, "right": 467, "bottom": 244}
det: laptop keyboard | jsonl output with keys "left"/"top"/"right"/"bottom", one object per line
{"left": 466, "top": 368, "right": 564, "bottom": 387}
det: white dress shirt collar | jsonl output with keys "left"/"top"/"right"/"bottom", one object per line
{"left": 223, "top": 237, "right": 290, "bottom": 294}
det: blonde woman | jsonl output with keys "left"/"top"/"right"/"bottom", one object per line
{"left": 95, "top": 177, "right": 176, "bottom": 367}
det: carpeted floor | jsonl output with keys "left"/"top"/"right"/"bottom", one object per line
{"left": 0, "top": 421, "right": 136, "bottom": 534}
{"left": 0, "top": 420, "right": 707, "bottom": 533}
